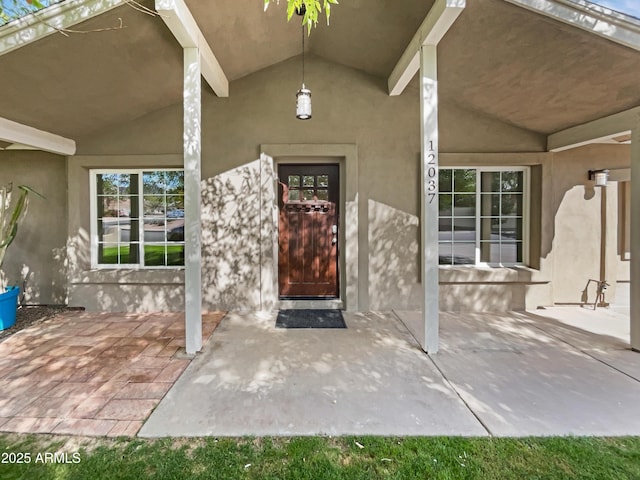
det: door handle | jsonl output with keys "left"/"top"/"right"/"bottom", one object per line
{"left": 332, "top": 225, "right": 337, "bottom": 234}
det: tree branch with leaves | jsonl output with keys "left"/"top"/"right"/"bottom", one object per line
{"left": 264, "top": 0, "right": 339, "bottom": 31}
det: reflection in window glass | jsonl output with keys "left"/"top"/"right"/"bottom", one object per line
{"left": 453, "top": 194, "right": 475, "bottom": 216}
{"left": 439, "top": 168, "right": 526, "bottom": 265}
{"left": 439, "top": 194, "right": 452, "bottom": 216}
{"left": 94, "top": 169, "right": 184, "bottom": 267}
{"left": 317, "top": 189, "right": 329, "bottom": 201}
{"left": 480, "top": 193, "right": 500, "bottom": 216}
{"left": 143, "top": 171, "right": 166, "bottom": 194}
{"left": 501, "top": 194, "right": 523, "bottom": 216}
{"left": 438, "top": 242, "right": 452, "bottom": 264}
{"left": 502, "top": 171, "right": 523, "bottom": 192}
{"left": 99, "top": 243, "right": 119, "bottom": 264}
{"left": 288, "top": 175, "right": 300, "bottom": 188}
{"left": 98, "top": 242, "right": 139, "bottom": 265}
{"left": 303, "top": 176, "right": 315, "bottom": 187}
{"left": 144, "top": 219, "right": 166, "bottom": 242}
{"left": 144, "top": 196, "right": 164, "bottom": 216}
{"left": 439, "top": 169, "right": 453, "bottom": 193}
{"left": 100, "top": 197, "right": 118, "bottom": 218}
{"left": 317, "top": 175, "right": 329, "bottom": 187}
{"left": 454, "top": 169, "right": 475, "bottom": 192}
{"left": 145, "top": 245, "right": 167, "bottom": 267}
{"left": 288, "top": 190, "right": 300, "bottom": 201}
{"left": 303, "top": 189, "right": 315, "bottom": 201}
{"left": 452, "top": 244, "right": 475, "bottom": 265}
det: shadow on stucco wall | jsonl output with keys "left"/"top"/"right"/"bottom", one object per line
{"left": 367, "top": 199, "right": 421, "bottom": 310}
{"left": 201, "top": 159, "right": 265, "bottom": 311}
{"left": 66, "top": 227, "right": 185, "bottom": 312}
{"left": 548, "top": 145, "right": 630, "bottom": 305}
{"left": 0, "top": 151, "right": 68, "bottom": 305}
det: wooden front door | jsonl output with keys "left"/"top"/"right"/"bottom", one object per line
{"left": 278, "top": 164, "right": 339, "bottom": 298}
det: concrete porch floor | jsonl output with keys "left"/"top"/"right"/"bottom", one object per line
{"left": 140, "top": 307, "right": 640, "bottom": 437}
{"left": 1, "top": 307, "right": 638, "bottom": 438}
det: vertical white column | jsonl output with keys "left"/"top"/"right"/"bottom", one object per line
{"left": 184, "top": 47, "right": 202, "bottom": 355}
{"left": 420, "top": 44, "right": 439, "bottom": 354}
{"left": 631, "top": 122, "right": 640, "bottom": 351}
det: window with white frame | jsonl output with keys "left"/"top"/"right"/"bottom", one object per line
{"left": 438, "top": 167, "right": 528, "bottom": 266}
{"left": 91, "top": 169, "right": 185, "bottom": 268}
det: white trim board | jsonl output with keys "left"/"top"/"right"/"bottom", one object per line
{"left": 0, "top": 0, "right": 125, "bottom": 57}
{"left": 261, "top": 144, "right": 360, "bottom": 312}
{"left": 0, "top": 116, "right": 75, "bottom": 155}
{"left": 388, "top": 0, "right": 466, "bottom": 96}
{"left": 155, "top": 0, "right": 229, "bottom": 97}
{"left": 548, "top": 106, "right": 640, "bottom": 152}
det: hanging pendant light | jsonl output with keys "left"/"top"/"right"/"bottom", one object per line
{"left": 296, "top": 84, "right": 311, "bottom": 120}
{"left": 296, "top": 6, "right": 311, "bottom": 120}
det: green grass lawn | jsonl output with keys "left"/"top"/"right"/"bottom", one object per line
{"left": 99, "top": 245, "right": 184, "bottom": 266}
{"left": 1, "top": 435, "right": 639, "bottom": 479}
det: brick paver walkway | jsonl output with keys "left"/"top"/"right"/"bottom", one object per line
{"left": 0, "top": 311, "right": 224, "bottom": 436}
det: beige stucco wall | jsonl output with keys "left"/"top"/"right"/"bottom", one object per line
{"left": 550, "top": 144, "right": 631, "bottom": 305}
{"left": 37, "top": 57, "right": 633, "bottom": 313}
{"left": 0, "top": 151, "right": 67, "bottom": 304}
{"left": 71, "top": 56, "right": 548, "bottom": 312}
{"left": 66, "top": 154, "right": 185, "bottom": 312}
{"left": 200, "top": 158, "right": 266, "bottom": 311}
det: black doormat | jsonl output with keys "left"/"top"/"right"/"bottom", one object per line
{"left": 276, "top": 309, "right": 346, "bottom": 329}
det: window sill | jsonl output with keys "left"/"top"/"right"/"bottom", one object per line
{"left": 73, "top": 268, "right": 185, "bottom": 285}
{"left": 439, "top": 265, "right": 549, "bottom": 284}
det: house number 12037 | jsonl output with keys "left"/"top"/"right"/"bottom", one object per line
{"left": 427, "top": 140, "right": 437, "bottom": 204}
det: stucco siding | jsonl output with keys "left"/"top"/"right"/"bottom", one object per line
{"left": 70, "top": 57, "right": 547, "bottom": 312}
{"left": 551, "top": 144, "right": 631, "bottom": 305}
{"left": 201, "top": 159, "right": 264, "bottom": 311}
{"left": 0, "top": 151, "right": 67, "bottom": 304}
{"left": 66, "top": 154, "right": 185, "bottom": 312}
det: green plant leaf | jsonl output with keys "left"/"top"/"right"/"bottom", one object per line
{"left": 286, "top": 0, "right": 296, "bottom": 20}
{"left": 18, "top": 185, "right": 44, "bottom": 199}
{"left": 267, "top": 0, "right": 337, "bottom": 29}
{"left": 0, "top": 184, "right": 43, "bottom": 269}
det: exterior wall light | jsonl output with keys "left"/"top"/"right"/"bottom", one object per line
{"left": 589, "top": 169, "right": 610, "bottom": 187}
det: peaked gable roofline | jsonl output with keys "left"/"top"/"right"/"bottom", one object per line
{"left": 0, "top": 0, "right": 126, "bottom": 56}
{"left": 504, "top": 0, "right": 640, "bottom": 51}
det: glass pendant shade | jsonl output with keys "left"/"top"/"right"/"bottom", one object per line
{"left": 296, "top": 84, "right": 312, "bottom": 120}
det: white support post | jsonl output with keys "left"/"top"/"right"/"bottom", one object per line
{"left": 420, "top": 45, "right": 439, "bottom": 354}
{"left": 184, "top": 47, "right": 202, "bottom": 355}
{"left": 631, "top": 121, "right": 640, "bottom": 351}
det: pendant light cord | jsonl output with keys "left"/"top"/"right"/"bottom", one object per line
{"left": 301, "top": 24, "right": 305, "bottom": 85}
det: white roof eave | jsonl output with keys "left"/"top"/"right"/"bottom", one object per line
{"left": 504, "top": 0, "right": 640, "bottom": 51}
{"left": 0, "top": 0, "right": 126, "bottom": 57}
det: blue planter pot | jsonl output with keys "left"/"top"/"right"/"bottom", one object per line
{"left": 0, "top": 286, "right": 20, "bottom": 330}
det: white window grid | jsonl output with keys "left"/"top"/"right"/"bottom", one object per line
{"left": 90, "top": 168, "right": 185, "bottom": 269}
{"left": 438, "top": 166, "right": 530, "bottom": 267}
